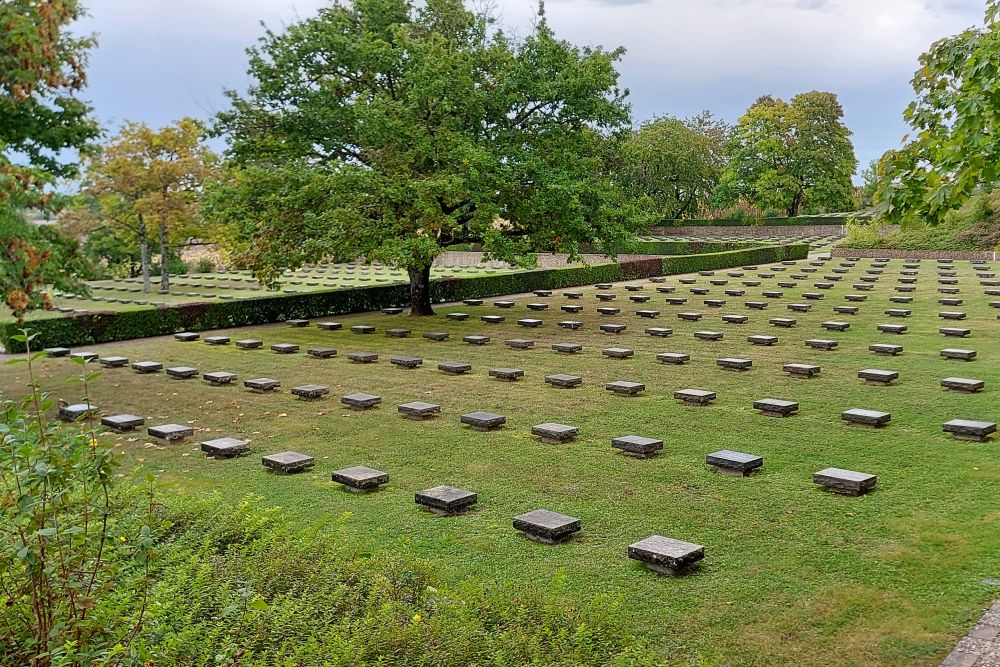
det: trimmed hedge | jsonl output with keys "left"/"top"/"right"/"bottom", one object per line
{"left": 652, "top": 215, "right": 853, "bottom": 228}
{"left": 1, "top": 243, "right": 808, "bottom": 352}
{"left": 631, "top": 240, "right": 764, "bottom": 255}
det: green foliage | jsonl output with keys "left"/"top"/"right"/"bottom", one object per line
{"left": 877, "top": 2, "right": 1000, "bottom": 226}
{"left": 652, "top": 215, "right": 851, "bottom": 228}
{"left": 0, "top": 331, "right": 156, "bottom": 667}
{"left": 616, "top": 112, "right": 729, "bottom": 219}
{"left": 105, "top": 497, "right": 670, "bottom": 666}
{"left": 631, "top": 240, "right": 764, "bottom": 254}
{"left": 0, "top": 244, "right": 806, "bottom": 351}
{"left": 210, "top": 0, "right": 641, "bottom": 313}
{"left": 715, "top": 92, "right": 857, "bottom": 216}
{"left": 193, "top": 257, "right": 215, "bottom": 274}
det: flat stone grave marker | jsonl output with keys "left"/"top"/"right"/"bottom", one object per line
{"left": 666, "top": 297, "right": 688, "bottom": 305}
{"left": 382, "top": 307, "right": 403, "bottom": 315}
{"left": 813, "top": 468, "right": 877, "bottom": 496}
{"left": 390, "top": 355, "right": 422, "bottom": 369}
{"left": 463, "top": 299, "right": 483, "bottom": 306}
{"left": 245, "top": 378, "right": 281, "bottom": 393}
{"left": 842, "top": 408, "right": 891, "bottom": 427}
{"left": 174, "top": 332, "right": 199, "bottom": 342}
{"left": 317, "top": 321, "right": 343, "bottom": 331}
{"left": 612, "top": 435, "right": 663, "bottom": 458}
{"left": 707, "top": 449, "right": 764, "bottom": 475}
{"left": 628, "top": 536, "right": 705, "bottom": 576}
{"left": 291, "top": 384, "right": 329, "bottom": 400}
{"left": 533, "top": 289, "right": 553, "bottom": 297}
{"left": 59, "top": 402, "right": 98, "bottom": 421}
{"left": 386, "top": 328, "right": 411, "bottom": 338}
{"left": 99, "top": 356, "right": 129, "bottom": 368}
{"left": 939, "top": 299, "right": 964, "bottom": 306}
{"left": 271, "top": 343, "right": 299, "bottom": 354}
{"left": 398, "top": 401, "right": 441, "bottom": 420}
{"left": 415, "top": 486, "right": 478, "bottom": 516}
{"left": 606, "top": 380, "right": 645, "bottom": 397}
{"left": 806, "top": 339, "right": 838, "bottom": 350}
{"left": 552, "top": 342, "right": 582, "bottom": 354}
{"left": 505, "top": 338, "right": 534, "bottom": 350}
{"left": 941, "top": 348, "right": 976, "bottom": 361}
{"left": 748, "top": 335, "right": 778, "bottom": 346}
{"left": 545, "top": 373, "right": 583, "bottom": 388}
{"left": 625, "top": 284, "right": 645, "bottom": 291}
{"left": 262, "top": 451, "right": 315, "bottom": 474}
{"left": 166, "top": 366, "right": 198, "bottom": 379}
{"left": 235, "top": 339, "right": 263, "bottom": 350}
{"left": 460, "top": 411, "right": 506, "bottom": 431}
{"left": 630, "top": 295, "right": 651, "bottom": 304}
{"left": 784, "top": 363, "right": 820, "bottom": 378}
{"left": 494, "top": 300, "right": 515, "bottom": 308}
{"left": 561, "top": 304, "right": 584, "bottom": 314}
{"left": 201, "top": 437, "right": 250, "bottom": 458}
{"left": 307, "top": 347, "right": 337, "bottom": 359}
{"left": 675, "top": 389, "right": 716, "bottom": 406}
{"left": 287, "top": 319, "right": 309, "bottom": 327}
{"left": 762, "top": 291, "right": 783, "bottom": 299}
{"left": 678, "top": 311, "right": 703, "bottom": 321}
{"left": 890, "top": 296, "right": 914, "bottom": 304}
{"left": 526, "top": 303, "right": 549, "bottom": 311}
{"left": 517, "top": 318, "right": 543, "bottom": 328}
{"left": 602, "top": 347, "right": 634, "bottom": 359}
{"left": 101, "top": 414, "right": 144, "bottom": 432}
{"left": 877, "top": 323, "right": 907, "bottom": 335}
{"left": 694, "top": 330, "right": 723, "bottom": 341}
{"left": 870, "top": 343, "right": 903, "bottom": 356}
{"left": 45, "top": 347, "right": 71, "bottom": 357}
{"left": 645, "top": 327, "right": 673, "bottom": 337}
{"left": 463, "top": 335, "right": 490, "bottom": 345}
{"left": 743, "top": 281, "right": 762, "bottom": 288}
{"left": 725, "top": 289, "right": 747, "bottom": 297}
{"left": 600, "top": 323, "right": 627, "bottom": 334}
{"left": 347, "top": 351, "right": 379, "bottom": 363}
{"left": 788, "top": 303, "right": 812, "bottom": 313}
{"left": 753, "top": 399, "right": 799, "bottom": 417}
{"left": 351, "top": 325, "right": 376, "bottom": 334}
{"left": 341, "top": 392, "right": 381, "bottom": 409}
{"left": 559, "top": 320, "right": 583, "bottom": 330}
{"left": 691, "top": 288, "right": 709, "bottom": 296}
{"left": 423, "top": 332, "right": 450, "bottom": 342}
{"left": 940, "top": 327, "right": 972, "bottom": 338}
{"left": 597, "top": 307, "right": 621, "bottom": 316}
{"left": 657, "top": 352, "right": 690, "bottom": 365}
{"left": 941, "top": 377, "right": 984, "bottom": 393}
{"left": 481, "top": 315, "right": 505, "bottom": 324}
{"left": 204, "top": 371, "right": 238, "bottom": 385}
{"left": 859, "top": 369, "right": 898, "bottom": 386}
{"left": 942, "top": 419, "right": 997, "bottom": 442}
{"left": 704, "top": 299, "right": 726, "bottom": 307}
{"left": 513, "top": 509, "right": 580, "bottom": 544}
{"left": 637, "top": 309, "right": 660, "bottom": 318}
{"left": 438, "top": 361, "right": 471, "bottom": 375}
{"left": 447, "top": 312, "right": 470, "bottom": 321}
{"left": 722, "top": 314, "right": 748, "bottom": 324}
{"left": 204, "top": 336, "right": 230, "bottom": 345}
{"left": 148, "top": 423, "right": 193, "bottom": 442}
{"left": 835, "top": 306, "right": 860, "bottom": 315}
{"left": 531, "top": 422, "right": 579, "bottom": 444}
{"left": 716, "top": 357, "right": 751, "bottom": 371}
{"left": 845, "top": 294, "right": 867, "bottom": 302}
{"left": 822, "top": 321, "right": 850, "bottom": 331}
{"left": 490, "top": 367, "right": 524, "bottom": 382}
{"left": 71, "top": 351, "right": 101, "bottom": 362}
{"left": 770, "top": 318, "right": 796, "bottom": 328}
{"left": 564, "top": 291, "right": 583, "bottom": 299}
{"left": 885, "top": 309, "right": 911, "bottom": 318}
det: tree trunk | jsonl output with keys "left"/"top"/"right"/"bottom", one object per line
{"left": 159, "top": 223, "right": 170, "bottom": 293}
{"left": 138, "top": 213, "right": 151, "bottom": 293}
{"left": 788, "top": 189, "right": 804, "bottom": 217}
{"left": 407, "top": 265, "right": 434, "bottom": 316}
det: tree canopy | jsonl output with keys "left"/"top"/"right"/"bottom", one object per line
{"left": 0, "top": 0, "right": 98, "bottom": 321}
{"left": 615, "top": 112, "right": 729, "bottom": 220}
{"left": 876, "top": 1, "right": 1000, "bottom": 226}
{"left": 714, "top": 91, "right": 857, "bottom": 216}
{"left": 68, "top": 118, "right": 220, "bottom": 292}
{"left": 209, "top": 0, "right": 639, "bottom": 314}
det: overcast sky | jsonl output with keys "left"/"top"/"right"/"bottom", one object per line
{"left": 75, "top": 0, "right": 986, "bottom": 179}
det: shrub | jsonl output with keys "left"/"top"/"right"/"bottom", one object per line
{"left": 194, "top": 257, "right": 216, "bottom": 273}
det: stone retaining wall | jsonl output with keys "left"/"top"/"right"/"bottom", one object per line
{"left": 831, "top": 248, "right": 998, "bottom": 261}
{"left": 435, "top": 251, "right": 642, "bottom": 268}
{"left": 648, "top": 224, "right": 846, "bottom": 237}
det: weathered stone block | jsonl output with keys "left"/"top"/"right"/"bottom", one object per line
{"left": 166, "top": 366, "right": 198, "bottom": 379}
{"left": 398, "top": 401, "right": 441, "bottom": 420}
{"left": 262, "top": 451, "right": 315, "bottom": 474}
{"left": 675, "top": 389, "right": 716, "bottom": 406}
{"left": 460, "top": 411, "right": 506, "bottom": 431}
{"left": 605, "top": 380, "right": 645, "bottom": 397}
{"left": 101, "top": 414, "right": 144, "bottom": 432}
{"left": 611, "top": 435, "right": 663, "bottom": 458}
{"left": 813, "top": 468, "right": 877, "bottom": 495}
{"left": 245, "top": 377, "right": 280, "bottom": 392}
{"left": 841, "top": 408, "right": 891, "bottom": 427}
{"left": 707, "top": 449, "right": 763, "bottom": 475}
{"left": 147, "top": 423, "right": 193, "bottom": 442}
{"left": 489, "top": 367, "right": 524, "bottom": 382}
{"left": 628, "top": 536, "right": 704, "bottom": 575}
{"left": 513, "top": 509, "right": 580, "bottom": 544}
{"left": 415, "top": 486, "right": 477, "bottom": 515}
{"left": 438, "top": 361, "right": 472, "bottom": 375}
{"left": 291, "top": 384, "right": 329, "bottom": 400}
{"left": 201, "top": 437, "right": 250, "bottom": 458}
{"left": 341, "top": 392, "right": 381, "bottom": 409}
{"left": 545, "top": 373, "right": 583, "bottom": 388}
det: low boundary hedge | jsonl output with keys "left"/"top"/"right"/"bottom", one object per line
{"left": 631, "top": 240, "right": 764, "bottom": 254}
{"left": 2, "top": 244, "right": 808, "bottom": 352}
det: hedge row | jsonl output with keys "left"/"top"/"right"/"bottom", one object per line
{"left": 652, "top": 215, "right": 853, "bottom": 228}
{"left": 2, "top": 244, "right": 808, "bottom": 352}
{"left": 631, "top": 240, "right": 763, "bottom": 255}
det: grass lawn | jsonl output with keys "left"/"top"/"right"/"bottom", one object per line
{"left": 2, "top": 255, "right": 998, "bottom": 666}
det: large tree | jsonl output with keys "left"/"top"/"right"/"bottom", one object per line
{"left": 715, "top": 92, "right": 857, "bottom": 216}
{"left": 69, "top": 118, "right": 220, "bottom": 292}
{"left": 0, "top": 0, "right": 99, "bottom": 321}
{"left": 210, "top": 0, "right": 638, "bottom": 315}
{"left": 616, "top": 112, "right": 729, "bottom": 220}
{"left": 877, "top": 1, "right": 1000, "bottom": 226}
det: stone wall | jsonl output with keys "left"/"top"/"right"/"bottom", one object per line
{"left": 434, "top": 251, "right": 629, "bottom": 268}
{"left": 831, "top": 248, "right": 998, "bottom": 261}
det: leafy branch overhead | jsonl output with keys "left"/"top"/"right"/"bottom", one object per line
{"left": 209, "top": 0, "right": 644, "bottom": 314}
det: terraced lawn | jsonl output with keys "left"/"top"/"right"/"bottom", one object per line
{"left": 3, "top": 255, "right": 999, "bottom": 667}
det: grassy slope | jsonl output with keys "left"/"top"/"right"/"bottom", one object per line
{"left": 2, "top": 257, "right": 998, "bottom": 667}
